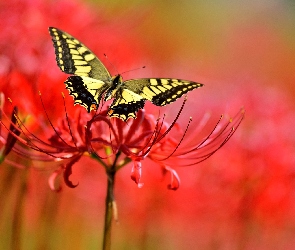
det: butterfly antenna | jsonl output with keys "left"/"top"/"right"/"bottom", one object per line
{"left": 120, "top": 66, "right": 146, "bottom": 76}
{"left": 104, "top": 53, "right": 119, "bottom": 75}
{"left": 103, "top": 54, "right": 145, "bottom": 76}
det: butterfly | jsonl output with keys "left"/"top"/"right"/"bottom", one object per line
{"left": 49, "top": 27, "right": 204, "bottom": 121}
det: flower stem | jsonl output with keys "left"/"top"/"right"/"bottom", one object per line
{"left": 102, "top": 151, "right": 120, "bottom": 250}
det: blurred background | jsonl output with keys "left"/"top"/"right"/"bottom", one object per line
{"left": 1, "top": 0, "right": 295, "bottom": 249}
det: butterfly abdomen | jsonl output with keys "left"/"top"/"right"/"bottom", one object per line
{"left": 104, "top": 75, "right": 123, "bottom": 101}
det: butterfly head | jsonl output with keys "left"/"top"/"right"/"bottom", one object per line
{"left": 104, "top": 74, "right": 123, "bottom": 101}
{"left": 112, "top": 74, "right": 123, "bottom": 86}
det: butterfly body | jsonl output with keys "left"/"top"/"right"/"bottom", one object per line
{"left": 104, "top": 75, "right": 123, "bottom": 101}
{"left": 49, "top": 27, "right": 204, "bottom": 121}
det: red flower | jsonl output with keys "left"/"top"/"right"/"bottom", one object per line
{"left": 85, "top": 94, "right": 244, "bottom": 189}
{"left": 1, "top": 92, "right": 244, "bottom": 190}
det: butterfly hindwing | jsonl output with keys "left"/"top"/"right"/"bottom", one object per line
{"left": 49, "top": 27, "right": 111, "bottom": 80}
{"left": 108, "top": 89, "right": 146, "bottom": 121}
{"left": 65, "top": 76, "right": 109, "bottom": 112}
{"left": 123, "top": 78, "right": 203, "bottom": 106}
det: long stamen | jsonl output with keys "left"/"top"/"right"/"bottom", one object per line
{"left": 175, "top": 108, "right": 245, "bottom": 165}
{"left": 0, "top": 105, "right": 51, "bottom": 153}
{"left": 0, "top": 109, "right": 55, "bottom": 160}
{"left": 152, "top": 114, "right": 166, "bottom": 143}
{"left": 140, "top": 97, "right": 188, "bottom": 157}
{"left": 91, "top": 115, "right": 120, "bottom": 144}
{"left": 129, "top": 115, "right": 162, "bottom": 158}
{"left": 7, "top": 110, "right": 76, "bottom": 157}
{"left": 61, "top": 92, "right": 78, "bottom": 148}
{"left": 124, "top": 109, "right": 145, "bottom": 144}
{"left": 158, "top": 117, "right": 192, "bottom": 161}
{"left": 86, "top": 115, "right": 118, "bottom": 159}
{"left": 183, "top": 108, "right": 244, "bottom": 155}
{"left": 178, "top": 114, "right": 226, "bottom": 155}
{"left": 39, "top": 91, "right": 74, "bottom": 148}
{"left": 0, "top": 98, "right": 83, "bottom": 161}
{"left": 3, "top": 97, "right": 75, "bottom": 156}
{"left": 155, "top": 96, "right": 187, "bottom": 143}
{"left": 5, "top": 98, "right": 46, "bottom": 147}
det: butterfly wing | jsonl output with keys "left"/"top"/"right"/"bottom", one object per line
{"left": 108, "top": 88, "right": 146, "bottom": 121}
{"left": 49, "top": 27, "right": 111, "bottom": 80}
{"left": 49, "top": 27, "right": 112, "bottom": 112}
{"left": 65, "top": 76, "right": 110, "bottom": 112}
{"left": 123, "top": 78, "right": 203, "bottom": 106}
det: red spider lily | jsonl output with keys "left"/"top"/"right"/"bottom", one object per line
{"left": 0, "top": 92, "right": 244, "bottom": 191}
{"left": 0, "top": 94, "right": 88, "bottom": 188}
{"left": 87, "top": 105, "right": 245, "bottom": 190}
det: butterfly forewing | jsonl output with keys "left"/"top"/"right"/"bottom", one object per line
{"left": 49, "top": 27, "right": 111, "bottom": 80}
{"left": 123, "top": 78, "right": 203, "bottom": 106}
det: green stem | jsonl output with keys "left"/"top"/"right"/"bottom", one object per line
{"left": 102, "top": 152, "right": 120, "bottom": 250}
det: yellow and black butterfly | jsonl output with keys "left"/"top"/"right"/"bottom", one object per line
{"left": 49, "top": 27, "right": 203, "bottom": 121}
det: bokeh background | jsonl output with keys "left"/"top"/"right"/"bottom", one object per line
{"left": 1, "top": 0, "right": 295, "bottom": 249}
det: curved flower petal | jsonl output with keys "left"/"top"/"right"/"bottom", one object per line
{"left": 164, "top": 166, "right": 181, "bottom": 190}
{"left": 131, "top": 160, "right": 144, "bottom": 188}
{"left": 48, "top": 167, "right": 63, "bottom": 192}
{"left": 63, "top": 156, "right": 81, "bottom": 188}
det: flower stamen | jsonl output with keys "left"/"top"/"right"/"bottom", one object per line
{"left": 39, "top": 91, "right": 76, "bottom": 148}
{"left": 61, "top": 92, "right": 79, "bottom": 148}
{"left": 158, "top": 116, "right": 193, "bottom": 161}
